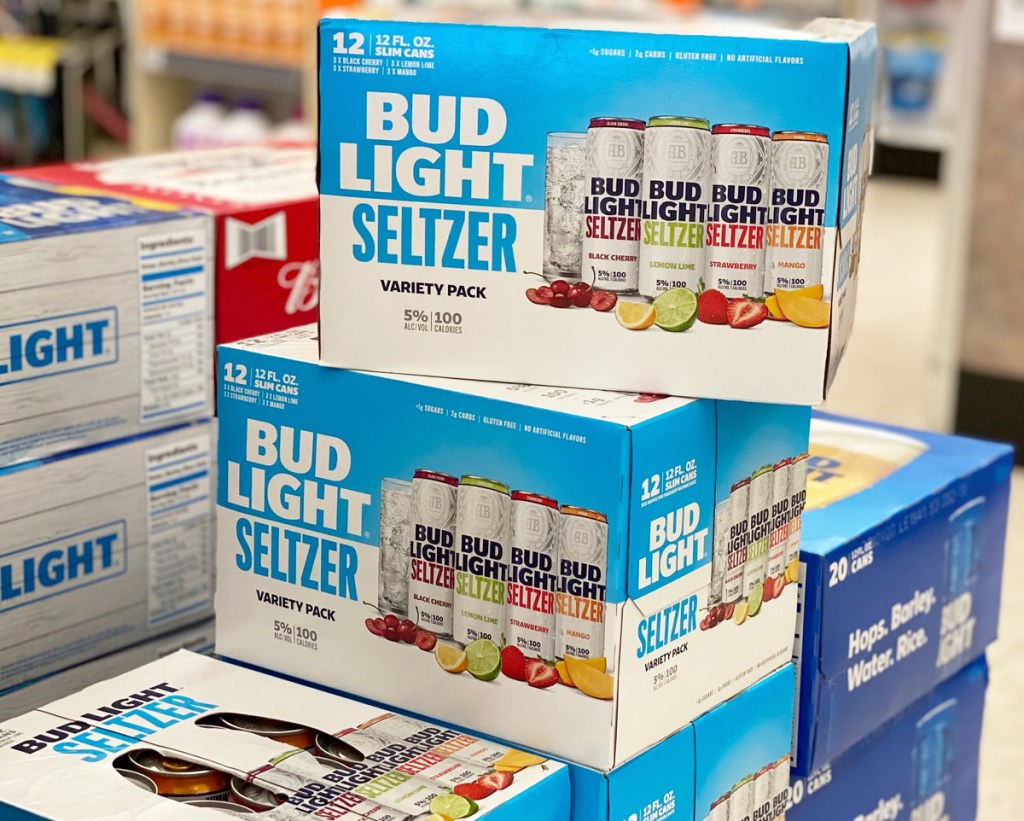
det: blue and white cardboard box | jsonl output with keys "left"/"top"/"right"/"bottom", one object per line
{"left": 568, "top": 663, "right": 794, "bottom": 821}
{"left": 0, "top": 175, "right": 213, "bottom": 467}
{"left": 215, "top": 325, "right": 808, "bottom": 770}
{"left": 318, "top": 15, "right": 876, "bottom": 404}
{"left": 788, "top": 657, "right": 988, "bottom": 821}
{"left": 0, "top": 423, "right": 216, "bottom": 693}
{"left": 793, "top": 412, "right": 1011, "bottom": 775}
{"left": 0, "top": 650, "right": 569, "bottom": 820}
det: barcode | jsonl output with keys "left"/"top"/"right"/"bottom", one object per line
{"left": 225, "top": 212, "right": 288, "bottom": 269}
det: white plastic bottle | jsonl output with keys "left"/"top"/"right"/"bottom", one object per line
{"left": 219, "top": 98, "right": 272, "bottom": 147}
{"left": 273, "top": 106, "right": 312, "bottom": 142}
{"left": 171, "top": 91, "right": 227, "bottom": 150}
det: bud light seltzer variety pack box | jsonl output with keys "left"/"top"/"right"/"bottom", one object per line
{"left": 0, "top": 619, "right": 214, "bottom": 722}
{"left": 14, "top": 143, "right": 319, "bottom": 345}
{"left": 0, "top": 176, "right": 214, "bottom": 467}
{"left": 793, "top": 413, "right": 1012, "bottom": 775}
{"left": 317, "top": 16, "right": 877, "bottom": 404}
{"left": 215, "top": 326, "right": 809, "bottom": 771}
{"left": 788, "top": 657, "right": 988, "bottom": 821}
{"left": 570, "top": 663, "right": 794, "bottom": 821}
{"left": 0, "top": 423, "right": 216, "bottom": 693}
{"left": 0, "top": 650, "right": 568, "bottom": 820}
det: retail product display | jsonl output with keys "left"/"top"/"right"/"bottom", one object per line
{"left": 788, "top": 657, "right": 988, "bottom": 821}
{"left": 0, "top": 650, "right": 569, "bottom": 820}
{"left": 0, "top": 423, "right": 216, "bottom": 693}
{"left": 0, "top": 620, "right": 214, "bottom": 721}
{"left": 215, "top": 325, "right": 808, "bottom": 770}
{"left": 14, "top": 143, "right": 319, "bottom": 345}
{"left": 793, "top": 412, "right": 1012, "bottom": 774}
{"left": 570, "top": 663, "right": 794, "bottom": 821}
{"left": 317, "top": 16, "right": 877, "bottom": 403}
{"left": 0, "top": 176, "right": 213, "bottom": 467}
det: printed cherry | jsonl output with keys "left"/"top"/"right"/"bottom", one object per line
{"left": 591, "top": 291, "right": 618, "bottom": 312}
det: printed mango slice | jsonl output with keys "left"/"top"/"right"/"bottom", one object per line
{"left": 556, "top": 657, "right": 607, "bottom": 686}
{"left": 493, "top": 750, "right": 548, "bottom": 772}
{"left": 777, "top": 284, "right": 824, "bottom": 301}
{"left": 565, "top": 655, "right": 615, "bottom": 701}
{"left": 775, "top": 291, "right": 830, "bottom": 329}
{"left": 765, "top": 294, "right": 787, "bottom": 321}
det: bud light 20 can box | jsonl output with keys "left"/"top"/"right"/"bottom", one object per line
{"left": 215, "top": 325, "right": 809, "bottom": 771}
{"left": 0, "top": 423, "right": 215, "bottom": 694}
{"left": 0, "top": 176, "right": 214, "bottom": 467}
{"left": 793, "top": 413, "right": 1011, "bottom": 775}
{"left": 0, "top": 650, "right": 568, "bottom": 820}
{"left": 14, "top": 143, "right": 320, "bottom": 346}
{"left": 788, "top": 657, "right": 988, "bottom": 821}
{"left": 317, "top": 15, "right": 876, "bottom": 404}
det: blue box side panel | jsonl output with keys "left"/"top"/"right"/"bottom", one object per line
{"left": 789, "top": 657, "right": 988, "bottom": 821}
{"left": 794, "top": 559, "right": 825, "bottom": 776}
{"left": 800, "top": 452, "right": 1011, "bottom": 773}
{"left": 694, "top": 665, "right": 795, "bottom": 820}
{"left": 607, "top": 726, "right": 696, "bottom": 821}
{"left": 497, "top": 764, "right": 571, "bottom": 821}
{"left": 570, "top": 765, "right": 612, "bottom": 821}
{"left": 627, "top": 402, "right": 716, "bottom": 601}
{"left": 0, "top": 802, "right": 51, "bottom": 820}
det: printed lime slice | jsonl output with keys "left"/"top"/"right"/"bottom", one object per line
{"left": 430, "top": 794, "right": 479, "bottom": 818}
{"left": 747, "top": 583, "right": 764, "bottom": 617}
{"left": 653, "top": 288, "right": 698, "bottom": 332}
{"left": 465, "top": 639, "right": 502, "bottom": 681}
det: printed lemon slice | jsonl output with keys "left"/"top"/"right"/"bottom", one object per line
{"left": 652, "top": 288, "right": 698, "bottom": 332}
{"left": 464, "top": 639, "right": 501, "bottom": 681}
{"left": 615, "top": 300, "right": 657, "bottom": 331}
{"left": 435, "top": 644, "right": 469, "bottom": 674}
{"left": 430, "top": 794, "right": 478, "bottom": 819}
{"left": 734, "top": 601, "right": 749, "bottom": 625}
{"left": 564, "top": 655, "right": 615, "bottom": 700}
{"left": 747, "top": 583, "right": 764, "bottom": 617}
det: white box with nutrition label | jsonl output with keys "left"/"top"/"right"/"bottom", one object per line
{"left": 0, "top": 422, "right": 216, "bottom": 692}
{"left": 0, "top": 175, "right": 213, "bottom": 467}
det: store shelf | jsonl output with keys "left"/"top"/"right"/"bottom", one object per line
{"left": 140, "top": 49, "right": 304, "bottom": 94}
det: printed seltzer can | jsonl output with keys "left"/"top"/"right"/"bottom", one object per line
{"left": 724, "top": 478, "right": 750, "bottom": 604}
{"left": 707, "top": 124, "right": 771, "bottom": 297}
{"left": 709, "top": 793, "right": 731, "bottom": 821}
{"left": 582, "top": 117, "right": 645, "bottom": 293}
{"left": 638, "top": 116, "right": 710, "bottom": 297}
{"left": 730, "top": 774, "right": 755, "bottom": 821}
{"left": 555, "top": 505, "right": 608, "bottom": 660}
{"left": 407, "top": 469, "right": 458, "bottom": 637}
{"left": 772, "top": 754, "right": 792, "bottom": 817}
{"left": 506, "top": 491, "right": 560, "bottom": 659}
{"left": 452, "top": 476, "right": 511, "bottom": 645}
{"left": 767, "top": 458, "right": 792, "bottom": 579}
{"left": 766, "top": 132, "right": 830, "bottom": 292}
{"left": 359, "top": 714, "right": 511, "bottom": 769}
{"left": 787, "top": 453, "right": 810, "bottom": 567}
{"left": 710, "top": 497, "right": 731, "bottom": 605}
{"left": 754, "top": 763, "right": 776, "bottom": 818}
{"left": 744, "top": 465, "right": 773, "bottom": 596}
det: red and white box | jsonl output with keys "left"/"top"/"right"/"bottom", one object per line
{"left": 13, "top": 144, "right": 319, "bottom": 345}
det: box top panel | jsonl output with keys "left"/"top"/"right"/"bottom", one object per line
{"left": 801, "top": 412, "right": 1014, "bottom": 555}
{"left": 224, "top": 325, "right": 696, "bottom": 425}
{"left": 322, "top": 13, "right": 874, "bottom": 45}
{"left": 13, "top": 144, "right": 317, "bottom": 213}
{"left": 0, "top": 651, "right": 564, "bottom": 820}
{"left": 0, "top": 175, "right": 191, "bottom": 243}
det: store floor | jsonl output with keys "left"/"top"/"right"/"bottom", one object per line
{"left": 822, "top": 177, "right": 1016, "bottom": 819}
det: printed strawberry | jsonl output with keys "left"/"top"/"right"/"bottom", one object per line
{"left": 697, "top": 289, "right": 729, "bottom": 325}
{"left": 454, "top": 782, "right": 496, "bottom": 801}
{"left": 525, "top": 658, "right": 560, "bottom": 689}
{"left": 500, "top": 646, "right": 528, "bottom": 682}
{"left": 727, "top": 298, "right": 769, "bottom": 329}
{"left": 478, "top": 771, "right": 514, "bottom": 791}
{"left": 414, "top": 629, "right": 437, "bottom": 652}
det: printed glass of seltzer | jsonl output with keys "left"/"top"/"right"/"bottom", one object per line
{"left": 378, "top": 477, "right": 412, "bottom": 616}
